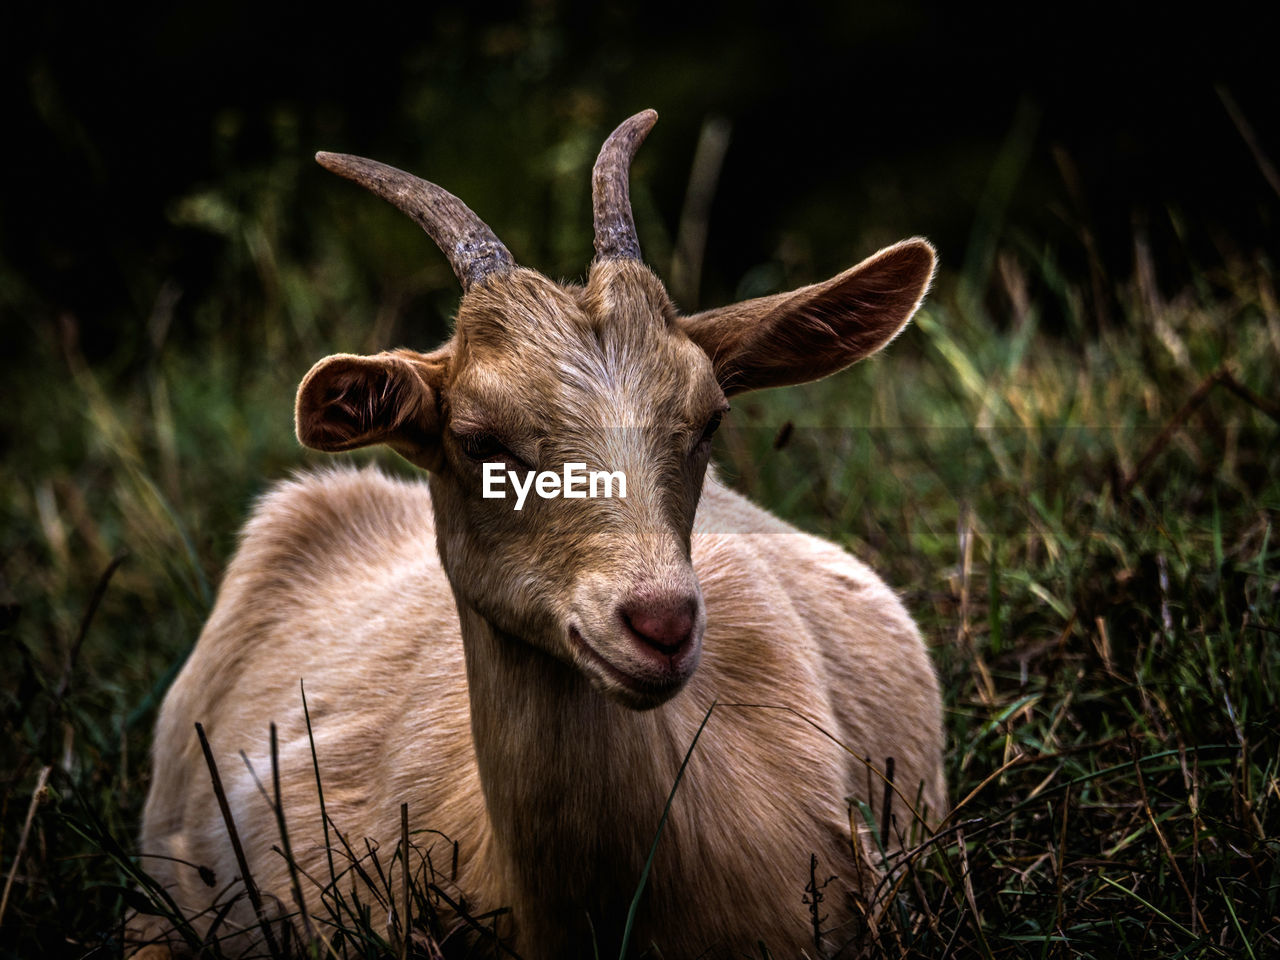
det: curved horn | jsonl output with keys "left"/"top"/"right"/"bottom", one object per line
{"left": 315, "top": 152, "right": 515, "bottom": 291}
{"left": 592, "top": 109, "right": 659, "bottom": 262}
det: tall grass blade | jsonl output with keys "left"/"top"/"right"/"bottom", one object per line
{"left": 618, "top": 701, "right": 716, "bottom": 960}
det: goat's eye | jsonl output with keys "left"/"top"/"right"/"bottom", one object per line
{"left": 695, "top": 410, "right": 726, "bottom": 450}
{"left": 458, "top": 432, "right": 510, "bottom": 462}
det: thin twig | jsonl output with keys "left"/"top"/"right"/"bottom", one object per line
{"left": 1118, "top": 364, "right": 1229, "bottom": 498}
{"left": 883, "top": 817, "right": 985, "bottom": 868}
{"left": 1217, "top": 85, "right": 1280, "bottom": 200}
{"left": 55, "top": 552, "right": 128, "bottom": 703}
{"left": 1118, "top": 362, "right": 1278, "bottom": 500}
{"left": 1217, "top": 368, "right": 1280, "bottom": 424}
{"left": 196, "top": 722, "right": 282, "bottom": 957}
{"left": 953, "top": 826, "right": 994, "bottom": 960}
{"left": 270, "top": 723, "right": 315, "bottom": 946}
{"left": 401, "top": 802, "right": 411, "bottom": 960}
{"left": 879, "top": 757, "right": 896, "bottom": 853}
{"left": 301, "top": 681, "right": 339, "bottom": 900}
{"left": 0, "top": 765, "right": 51, "bottom": 928}
{"left": 1130, "top": 738, "right": 1207, "bottom": 934}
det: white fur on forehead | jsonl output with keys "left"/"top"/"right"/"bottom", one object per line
{"left": 452, "top": 262, "right": 712, "bottom": 427}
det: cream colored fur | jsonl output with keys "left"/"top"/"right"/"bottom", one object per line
{"left": 133, "top": 168, "right": 946, "bottom": 958}
{"left": 139, "top": 468, "right": 944, "bottom": 957}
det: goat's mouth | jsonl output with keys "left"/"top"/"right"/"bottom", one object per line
{"left": 568, "top": 626, "right": 696, "bottom": 709}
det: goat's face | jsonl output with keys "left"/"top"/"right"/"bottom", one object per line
{"left": 296, "top": 264, "right": 722, "bottom": 707}
{"left": 294, "top": 110, "right": 936, "bottom": 709}
{"left": 436, "top": 262, "right": 725, "bottom": 707}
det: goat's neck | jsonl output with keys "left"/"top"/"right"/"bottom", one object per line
{"left": 457, "top": 604, "right": 678, "bottom": 921}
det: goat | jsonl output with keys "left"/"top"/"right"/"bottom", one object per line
{"left": 131, "top": 109, "right": 946, "bottom": 959}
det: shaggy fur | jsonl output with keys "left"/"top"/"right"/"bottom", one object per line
{"left": 132, "top": 182, "right": 945, "bottom": 957}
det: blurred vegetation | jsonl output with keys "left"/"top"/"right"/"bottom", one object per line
{"left": 2, "top": 1, "right": 1276, "bottom": 366}
{"left": 1, "top": 1, "right": 1278, "bottom": 957}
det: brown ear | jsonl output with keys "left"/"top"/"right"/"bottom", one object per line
{"left": 679, "top": 238, "right": 935, "bottom": 395}
{"left": 295, "top": 348, "right": 448, "bottom": 466}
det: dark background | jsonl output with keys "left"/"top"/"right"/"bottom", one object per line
{"left": 0, "top": 8, "right": 1276, "bottom": 955}
{"left": 1, "top": 0, "right": 1274, "bottom": 372}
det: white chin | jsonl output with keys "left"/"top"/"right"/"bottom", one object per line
{"left": 569, "top": 628, "right": 695, "bottom": 709}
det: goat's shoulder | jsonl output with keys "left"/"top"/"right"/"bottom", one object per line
{"left": 235, "top": 464, "right": 436, "bottom": 578}
{"left": 692, "top": 472, "right": 929, "bottom": 704}
{"left": 694, "top": 475, "right": 912, "bottom": 629}
{"left": 691, "top": 476, "right": 945, "bottom": 817}
{"left": 161, "top": 465, "right": 458, "bottom": 747}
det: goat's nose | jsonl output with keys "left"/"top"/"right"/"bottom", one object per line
{"left": 619, "top": 595, "right": 698, "bottom": 656}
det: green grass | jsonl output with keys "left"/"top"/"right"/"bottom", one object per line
{"left": 2, "top": 176, "right": 1278, "bottom": 958}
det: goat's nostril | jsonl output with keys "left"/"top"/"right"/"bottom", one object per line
{"left": 620, "top": 598, "right": 697, "bottom": 655}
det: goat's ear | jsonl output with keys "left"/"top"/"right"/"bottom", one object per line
{"left": 295, "top": 349, "right": 448, "bottom": 467}
{"left": 679, "top": 238, "right": 935, "bottom": 395}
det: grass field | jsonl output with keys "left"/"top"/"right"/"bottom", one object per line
{"left": 2, "top": 176, "right": 1278, "bottom": 957}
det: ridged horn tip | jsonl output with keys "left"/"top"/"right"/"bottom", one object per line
{"left": 592, "top": 109, "right": 659, "bottom": 262}
{"left": 622, "top": 108, "right": 659, "bottom": 136}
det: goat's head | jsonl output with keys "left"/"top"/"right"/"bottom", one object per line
{"left": 295, "top": 110, "right": 935, "bottom": 709}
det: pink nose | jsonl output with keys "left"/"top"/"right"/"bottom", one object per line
{"left": 619, "top": 595, "right": 698, "bottom": 656}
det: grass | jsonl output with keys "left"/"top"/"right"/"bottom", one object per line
{"left": 1, "top": 159, "right": 1278, "bottom": 957}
